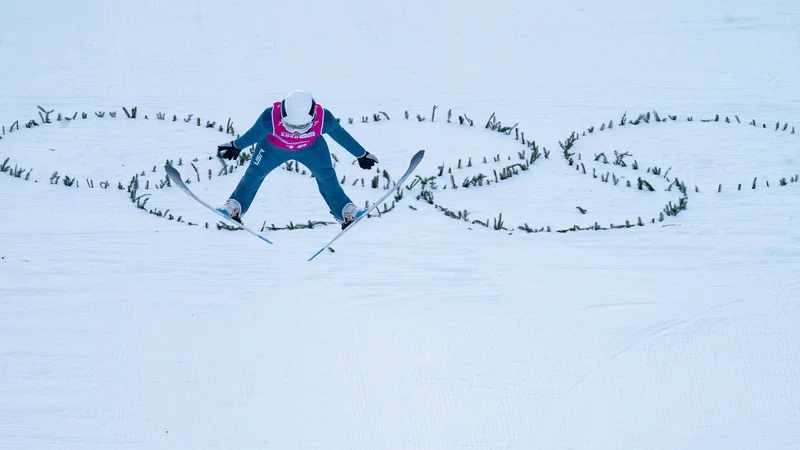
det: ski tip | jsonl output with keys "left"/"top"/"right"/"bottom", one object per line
{"left": 163, "top": 164, "right": 183, "bottom": 186}
{"left": 164, "top": 164, "right": 178, "bottom": 177}
{"left": 409, "top": 149, "right": 425, "bottom": 166}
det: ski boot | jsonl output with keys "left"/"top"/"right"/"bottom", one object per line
{"left": 217, "top": 198, "right": 243, "bottom": 223}
{"left": 340, "top": 202, "right": 366, "bottom": 229}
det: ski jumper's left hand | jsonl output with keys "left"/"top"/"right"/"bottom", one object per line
{"left": 357, "top": 151, "right": 379, "bottom": 169}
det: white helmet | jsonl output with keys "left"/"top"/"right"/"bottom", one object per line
{"left": 280, "top": 90, "right": 317, "bottom": 133}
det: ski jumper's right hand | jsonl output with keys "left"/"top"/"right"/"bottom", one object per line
{"left": 217, "top": 141, "right": 241, "bottom": 160}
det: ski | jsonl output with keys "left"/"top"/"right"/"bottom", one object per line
{"left": 164, "top": 164, "right": 274, "bottom": 245}
{"left": 308, "top": 149, "right": 425, "bottom": 261}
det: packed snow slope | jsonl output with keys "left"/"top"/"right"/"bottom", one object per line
{"left": 1, "top": 1, "right": 799, "bottom": 449}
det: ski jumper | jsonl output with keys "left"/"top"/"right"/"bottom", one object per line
{"left": 228, "top": 103, "right": 367, "bottom": 221}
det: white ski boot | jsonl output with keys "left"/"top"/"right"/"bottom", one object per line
{"left": 217, "top": 198, "right": 242, "bottom": 223}
{"left": 340, "top": 202, "right": 366, "bottom": 229}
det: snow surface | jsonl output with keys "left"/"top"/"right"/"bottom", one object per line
{"left": 1, "top": 1, "right": 799, "bottom": 449}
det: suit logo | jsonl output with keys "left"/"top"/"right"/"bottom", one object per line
{"left": 253, "top": 148, "right": 264, "bottom": 165}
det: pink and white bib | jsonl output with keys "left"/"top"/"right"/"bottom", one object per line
{"left": 266, "top": 101, "right": 324, "bottom": 150}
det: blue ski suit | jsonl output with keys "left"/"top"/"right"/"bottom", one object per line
{"left": 229, "top": 106, "right": 367, "bottom": 221}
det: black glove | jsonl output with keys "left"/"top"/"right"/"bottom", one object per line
{"left": 357, "top": 151, "right": 379, "bottom": 170}
{"left": 217, "top": 141, "right": 241, "bottom": 160}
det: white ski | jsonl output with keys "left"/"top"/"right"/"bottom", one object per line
{"left": 164, "top": 164, "right": 274, "bottom": 245}
{"left": 308, "top": 149, "right": 425, "bottom": 261}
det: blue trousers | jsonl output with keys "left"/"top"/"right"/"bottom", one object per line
{"left": 229, "top": 139, "right": 352, "bottom": 221}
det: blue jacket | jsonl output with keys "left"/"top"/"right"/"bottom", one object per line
{"left": 234, "top": 107, "right": 367, "bottom": 158}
